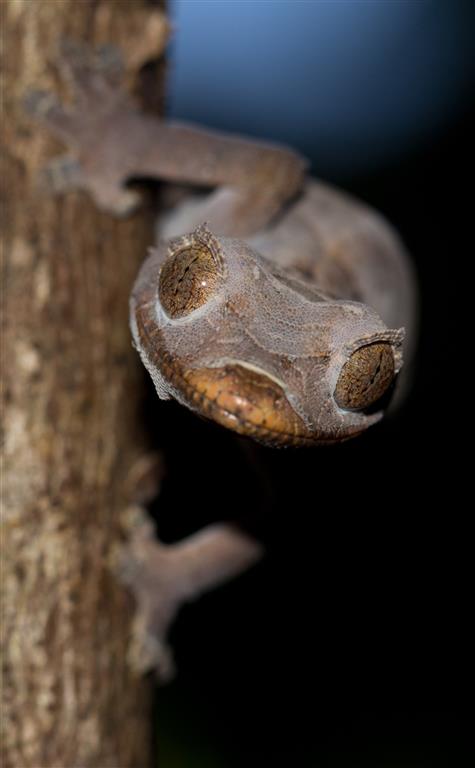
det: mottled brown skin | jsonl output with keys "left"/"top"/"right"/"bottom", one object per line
{"left": 131, "top": 223, "right": 407, "bottom": 446}
{"left": 26, "top": 41, "right": 417, "bottom": 678}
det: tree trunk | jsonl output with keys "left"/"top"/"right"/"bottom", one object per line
{"left": 1, "top": 2, "right": 168, "bottom": 765}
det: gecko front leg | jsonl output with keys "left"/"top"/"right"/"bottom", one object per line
{"left": 118, "top": 507, "right": 262, "bottom": 681}
{"left": 25, "top": 40, "right": 307, "bottom": 235}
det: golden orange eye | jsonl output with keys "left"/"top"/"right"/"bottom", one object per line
{"left": 334, "top": 342, "right": 395, "bottom": 411}
{"left": 159, "top": 227, "right": 224, "bottom": 319}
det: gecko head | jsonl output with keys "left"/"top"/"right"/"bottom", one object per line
{"left": 131, "top": 224, "right": 404, "bottom": 447}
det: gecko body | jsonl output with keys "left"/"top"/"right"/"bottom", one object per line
{"left": 26, "top": 40, "right": 417, "bottom": 676}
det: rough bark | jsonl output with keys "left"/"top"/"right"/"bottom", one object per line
{"left": 1, "top": 2, "right": 168, "bottom": 766}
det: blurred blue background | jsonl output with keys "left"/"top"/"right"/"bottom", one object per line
{"left": 167, "top": 0, "right": 474, "bottom": 179}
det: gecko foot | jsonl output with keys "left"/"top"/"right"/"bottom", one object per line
{"left": 24, "top": 40, "right": 141, "bottom": 215}
{"left": 23, "top": 38, "right": 128, "bottom": 139}
{"left": 117, "top": 514, "right": 179, "bottom": 682}
{"left": 116, "top": 508, "right": 263, "bottom": 682}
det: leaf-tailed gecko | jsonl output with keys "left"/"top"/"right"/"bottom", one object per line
{"left": 26, "top": 41, "right": 417, "bottom": 679}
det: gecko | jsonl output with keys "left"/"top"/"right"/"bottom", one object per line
{"left": 25, "top": 41, "right": 417, "bottom": 679}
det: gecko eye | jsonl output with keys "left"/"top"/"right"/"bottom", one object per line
{"left": 334, "top": 342, "right": 395, "bottom": 411}
{"left": 159, "top": 227, "right": 224, "bottom": 319}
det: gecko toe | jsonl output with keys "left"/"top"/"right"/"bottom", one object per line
{"left": 23, "top": 88, "right": 77, "bottom": 141}
{"left": 58, "top": 39, "right": 127, "bottom": 105}
{"left": 90, "top": 185, "right": 143, "bottom": 217}
{"left": 128, "top": 611, "right": 176, "bottom": 682}
{"left": 39, "top": 155, "right": 83, "bottom": 194}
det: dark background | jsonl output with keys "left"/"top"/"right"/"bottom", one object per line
{"left": 146, "top": 1, "right": 474, "bottom": 765}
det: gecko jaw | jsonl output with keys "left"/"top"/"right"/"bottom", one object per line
{"left": 180, "top": 363, "right": 369, "bottom": 447}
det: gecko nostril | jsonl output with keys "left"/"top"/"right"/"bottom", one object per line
{"left": 334, "top": 343, "right": 395, "bottom": 412}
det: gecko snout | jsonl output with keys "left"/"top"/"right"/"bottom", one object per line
{"left": 334, "top": 342, "right": 396, "bottom": 412}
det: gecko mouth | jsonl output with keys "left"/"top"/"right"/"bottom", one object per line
{"left": 182, "top": 363, "right": 310, "bottom": 446}
{"left": 131, "top": 285, "right": 375, "bottom": 446}
{"left": 180, "top": 363, "right": 367, "bottom": 447}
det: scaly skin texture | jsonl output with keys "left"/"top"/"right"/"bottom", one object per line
{"left": 131, "top": 225, "right": 406, "bottom": 446}
{"left": 25, "top": 40, "right": 417, "bottom": 678}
